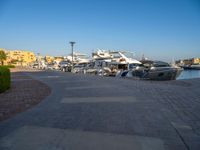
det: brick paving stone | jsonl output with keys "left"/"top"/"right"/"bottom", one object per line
{"left": 0, "top": 68, "right": 51, "bottom": 121}
{"left": 0, "top": 69, "right": 200, "bottom": 150}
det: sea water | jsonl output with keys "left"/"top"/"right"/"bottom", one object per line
{"left": 177, "top": 70, "right": 200, "bottom": 80}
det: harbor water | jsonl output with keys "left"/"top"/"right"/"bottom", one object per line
{"left": 177, "top": 70, "right": 200, "bottom": 80}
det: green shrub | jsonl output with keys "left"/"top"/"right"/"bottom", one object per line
{"left": 3, "top": 65, "right": 15, "bottom": 68}
{"left": 0, "top": 66, "right": 11, "bottom": 93}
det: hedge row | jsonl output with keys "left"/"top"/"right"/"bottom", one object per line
{"left": 3, "top": 65, "right": 15, "bottom": 68}
{"left": 0, "top": 66, "right": 11, "bottom": 93}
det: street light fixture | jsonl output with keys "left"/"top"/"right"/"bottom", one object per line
{"left": 69, "top": 41, "right": 76, "bottom": 71}
{"left": 37, "top": 53, "right": 41, "bottom": 69}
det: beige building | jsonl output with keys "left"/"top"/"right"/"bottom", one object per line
{"left": 3, "top": 49, "right": 36, "bottom": 66}
{"left": 54, "top": 56, "right": 64, "bottom": 63}
{"left": 177, "top": 58, "right": 200, "bottom": 66}
{"left": 44, "top": 56, "right": 54, "bottom": 64}
{"left": 192, "top": 58, "right": 200, "bottom": 64}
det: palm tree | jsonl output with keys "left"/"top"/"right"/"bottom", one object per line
{"left": 0, "top": 50, "right": 7, "bottom": 65}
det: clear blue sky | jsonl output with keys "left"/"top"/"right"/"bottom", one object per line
{"left": 0, "top": 0, "right": 200, "bottom": 61}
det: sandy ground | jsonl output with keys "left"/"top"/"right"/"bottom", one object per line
{"left": 0, "top": 68, "right": 51, "bottom": 121}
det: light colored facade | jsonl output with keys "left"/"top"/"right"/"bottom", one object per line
{"left": 183, "top": 59, "right": 193, "bottom": 65}
{"left": 176, "top": 58, "right": 200, "bottom": 65}
{"left": 54, "top": 56, "right": 64, "bottom": 64}
{"left": 192, "top": 58, "right": 200, "bottom": 64}
{"left": 44, "top": 56, "right": 54, "bottom": 64}
{"left": 3, "top": 49, "right": 36, "bottom": 66}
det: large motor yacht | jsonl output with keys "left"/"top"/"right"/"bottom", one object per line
{"left": 122, "top": 60, "right": 183, "bottom": 80}
{"left": 90, "top": 50, "right": 141, "bottom": 76}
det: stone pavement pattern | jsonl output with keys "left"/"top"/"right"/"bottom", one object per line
{"left": 0, "top": 68, "right": 51, "bottom": 121}
{"left": 0, "top": 70, "right": 200, "bottom": 150}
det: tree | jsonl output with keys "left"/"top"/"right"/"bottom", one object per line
{"left": 0, "top": 50, "right": 7, "bottom": 65}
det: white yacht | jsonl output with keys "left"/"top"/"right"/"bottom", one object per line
{"left": 92, "top": 50, "right": 112, "bottom": 60}
{"left": 66, "top": 52, "right": 90, "bottom": 64}
{"left": 89, "top": 50, "right": 141, "bottom": 76}
{"left": 65, "top": 52, "right": 91, "bottom": 73}
{"left": 120, "top": 60, "right": 183, "bottom": 80}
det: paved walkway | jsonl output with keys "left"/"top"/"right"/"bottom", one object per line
{"left": 0, "top": 70, "right": 200, "bottom": 150}
{"left": 0, "top": 68, "right": 51, "bottom": 121}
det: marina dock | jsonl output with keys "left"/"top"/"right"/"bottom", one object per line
{"left": 0, "top": 69, "right": 200, "bottom": 150}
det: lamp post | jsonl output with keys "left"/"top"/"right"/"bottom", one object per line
{"left": 37, "top": 53, "right": 40, "bottom": 69}
{"left": 69, "top": 41, "right": 75, "bottom": 71}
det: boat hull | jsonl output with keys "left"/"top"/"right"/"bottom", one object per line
{"left": 143, "top": 67, "right": 182, "bottom": 80}
{"left": 182, "top": 65, "right": 200, "bottom": 70}
{"left": 126, "top": 67, "right": 183, "bottom": 80}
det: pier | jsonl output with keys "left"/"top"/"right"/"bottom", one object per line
{"left": 0, "top": 69, "right": 200, "bottom": 150}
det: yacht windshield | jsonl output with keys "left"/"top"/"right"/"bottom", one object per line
{"left": 122, "top": 52, "right": 134, "bottom": 58}
{"left": 129, "top": 63, "right": 140, "bottom": 69}
{"left": 78, "top": 55, "right": 89, "bottom": 59}
{"left": 60, "top": 61, "right": 68, "bottom": 65}
{"left": 153, "top": 61, "right": 170, "bottom": 67}
{"left": 111, "top": 53, "right": 121, "bottom": 58}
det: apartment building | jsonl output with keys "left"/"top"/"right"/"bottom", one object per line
{"left": 4, "top": 49, "right": 36, "bottom": 66}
